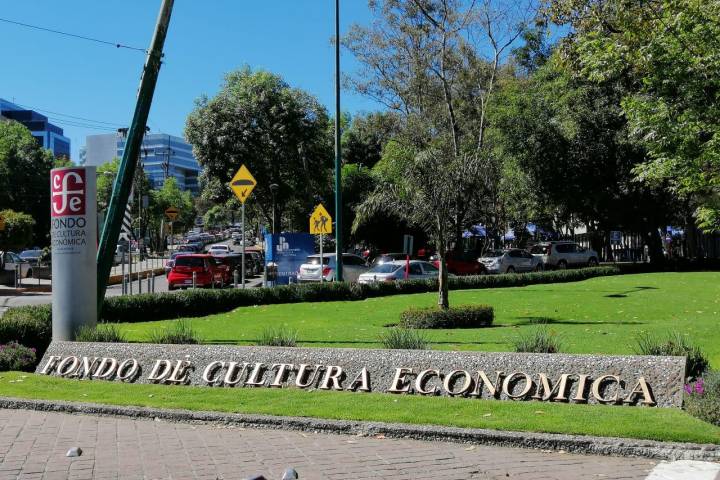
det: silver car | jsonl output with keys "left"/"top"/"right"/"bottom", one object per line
{"left": 479, "top": 249, "right": 543, "bottom": 274}
{"left": 297, "top": 253, "right": 370, "bottom": 282}
{"left": 530, "top": 241, "right": 599, "bottom": 269}
{"left": 358, "top": 260, "right": 439, "bottom": 284}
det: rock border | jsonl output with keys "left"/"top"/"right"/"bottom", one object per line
{"left": 0, "top": 396, "right": 718, "bottom": 462}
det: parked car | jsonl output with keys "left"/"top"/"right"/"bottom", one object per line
{"left": 358, "top": 260, "right": 440, "bottom": 284}
{"left": 177, "top": 242, "right": 204, "bottom": 254}
{"left": 479, "top": 248, "right": 543, "bottom": 274}
{"left": 247, "top": 251, "right": 263, "bottom": 274}
{"left": 370, "top": 252, "right": 410, "bottom": 266}
{"left": 529, "top": 241, "right": 599, "bottom": 269}
{"left": 431, "top": 250, "right": 486, "bottom": 275}
{"left": 167, "top": 254, "right": 225, "bottom": 290}
{"left": 164, "top": 252, "right": 187, "bottom": 277}
{"left": 208, "top": 244, "right": 231, "bottom": 255}
{"left": 212, "top": 253, "right": 256, "bottom": 282}
{"left": 19, "top": 249, "right": 43, "bottom": 264}
{"left": 297, "top": 253, "right": 370, "bottom": 283}
{"left": 0, "top": 251, "right": 31, "bottom": 284}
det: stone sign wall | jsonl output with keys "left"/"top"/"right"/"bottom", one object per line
{"left": 37, "top": 342, "right": 686, "bottom": 407}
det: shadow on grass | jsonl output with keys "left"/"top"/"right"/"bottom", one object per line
{"left": 604, "top": 286, "right": 658, "bottom": 298}
{"left": 514, "top": 316, "right": 644, "bottom": 326}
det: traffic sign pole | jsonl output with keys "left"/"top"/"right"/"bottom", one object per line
{"left": 319, "top": 232, "right": 323, "bottom": 283}
{"left": 241, "top": 202, "right": 246, "bottom": 289}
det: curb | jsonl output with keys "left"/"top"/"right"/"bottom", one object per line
{"left": 0, "top": 397, "right": 718, "bottom": 462}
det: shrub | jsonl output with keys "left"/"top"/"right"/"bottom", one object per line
{"left": 148, "top": 319, "right": 200, "bottom": 344}
{"left": 633, "top": 332, "right": 709, "bottom": 379}
{"left": 513, "top": 327, "right": 562, "bottom": 353}
{"left": 0, "top": 342, "right": 37, "bottom": 372}
{"left": 399, "top": 305, "right": 494, "bottom": 329}
{"left": 379, "top": 328, "right": 428, "bottom": 350}
{"left": 0, "top": 305, "right": 52, "bottom": 359}
{"left": 75, "top": 324, "right": 126, "bottom": 343}
{"left": 256, "top": 326, "right": 298, "bottom": 347}
{"left": 95, "top": 266, "right": 620, "bottom": 324}
{"left": 684, "top": 370, "right": 720, "bottom": 426}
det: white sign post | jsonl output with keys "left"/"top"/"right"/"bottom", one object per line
{"left": 50, "top": 166, "right": 97, "bottom": 340}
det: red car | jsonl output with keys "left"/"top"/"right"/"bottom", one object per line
{"left": 432, "top": 251, "right": 486, "bottom": 276}
{"left": 167, "top": 254, "right": 227, "bottom": 290}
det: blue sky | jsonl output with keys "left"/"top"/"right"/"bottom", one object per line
{"left": 0, "top": 1, "right": 379, "bottom": 161}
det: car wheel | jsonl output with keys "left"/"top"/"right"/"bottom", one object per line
{"left": 506, "top": 266, "right": 515, "bottom": 274}
{"left": 534, "top": 264, "right": 544, "bottom": 272}
{"left": 557, "top": 260, "right": 567, "bottom": 270}
{"left": 588, "top": 257, "right": 599, "bottom": 267}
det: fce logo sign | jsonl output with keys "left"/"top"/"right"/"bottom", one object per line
{"left": 51, "top": 169, "right": 86, "bottom": 217}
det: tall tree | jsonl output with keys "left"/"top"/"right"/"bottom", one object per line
{"left": 546, "top": 0, "right": 720, "bottom": 231}
{"left": 185, "top": 67, "right": 333, "bottom": 233}
{"left": 346, "top": 0, "right": 534, "bottom": 308}
{"left": 0, "top": 121, "right": 54, "bottom": 246}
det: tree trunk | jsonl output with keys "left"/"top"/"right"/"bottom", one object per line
{"left": 436, "top": 223, "right": 449, "bottom": 310}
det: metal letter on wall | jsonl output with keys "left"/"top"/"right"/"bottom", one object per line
{"left": 50, "top": 166, "right": 98, "bottom": 340}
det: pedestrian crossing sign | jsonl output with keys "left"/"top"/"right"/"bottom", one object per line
{"left": 310, "top": 204, "right": 332, "bottom": 235}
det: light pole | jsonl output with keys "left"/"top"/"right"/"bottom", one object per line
{"left": 270, "top": 183, "right": 279, "bottom": 234}
{"left": 334, "top": 0, "right": 343, "bottom": 282}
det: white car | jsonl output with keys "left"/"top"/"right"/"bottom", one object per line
{"left": 208, "top": 244, "right": 231, "bottom": 255}
{"left": 358, "top": 260, "right": 440, "bottom": 284}
{"left": 297, "top": 253, "right": 369, "bottom": 282}
{"left": 529, "top": 241, "right": 599, "bottom": 269}
{"left": 479, "top": 249, "right": 543, "bottom": 274}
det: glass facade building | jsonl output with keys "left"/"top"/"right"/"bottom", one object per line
{"left": 0, "top": 98, "right": 71, "bottom": 159}
{"left": 83, "top": 132, "right": 202, "bottom": 195}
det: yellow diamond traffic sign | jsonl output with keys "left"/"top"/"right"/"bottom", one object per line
{"left": 230, "top": 164, "right": 257, "bottom": 204}
{"left": 310, "top": 203, "right": 332, "bottom": 235}
{"left": 165, "top": 206, "right": 179, "bottom": 222}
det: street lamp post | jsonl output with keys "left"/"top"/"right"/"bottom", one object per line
{"left": 270, "top": 183, "right": 279, "bottom": 234}
{"left": 334, "top": 0, "right": 343, "bottom": 282}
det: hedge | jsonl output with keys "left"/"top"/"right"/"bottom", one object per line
{"left": 1, "top": 267, "right": 621, "bottom": 332}
{"left": 400, "top": 304, "right": 494, "bottom": 329}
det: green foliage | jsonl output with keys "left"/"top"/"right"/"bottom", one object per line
{"left": 400, "top": 305, "right": 494, "bottom": 329}
{"left": 0, "top": 121, "right": 55, "bottom": 246}
{"left": 0, "top": 342, "right": 36, "bottom": 372}
{"left": 148, "top": 319, "right": 200, "bottom": 344}
{"left": 0, "top": 305, "right": 52, "bottom": 358}
{"left": 75, "top": 324, "right": 126, "bottom": 343}
{"left": 185, "top": 66, "right": 333, "bottom": 232}
{"left": 379, "top": 328, "right": 428, "bottom": 350}
{"left": 256, "top": 326, "right": 298, "bottom": 347}
{"left": 98, "top": 267, "right": 620, "bottom": 323}
{"left": 685, "top": 371, "right": 720, "bottom": 427}
{"left": 0, "top": 209, "right": 35, "bottom": 250}
{"left": 634, "top": 332, "right": 709, "bottom": 379}
{"left": 513, "top": 327, "right": 563, "bottom": 353}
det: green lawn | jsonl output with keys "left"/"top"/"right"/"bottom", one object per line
{"left": 117, "top": 272, "right": 720, "bottom": 367}
{"left": 2, "top": 372, "right": 719, "bottom": 444}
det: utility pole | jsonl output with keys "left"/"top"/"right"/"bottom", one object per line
{"left": 334, "top": 0, "right": 343, "bottom": 282}
{"left": 96, "top": 0, "right": 175, "bottom": 315}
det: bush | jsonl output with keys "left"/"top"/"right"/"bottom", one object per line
{"left": 0, "top": 342, "right": 37, "bottom": 371}
{"left": 0, "top": 305, "right": 52, "bottom": 359}
{"left": 75, "top": 324, "right": 126, "bottom": 343}
{"left": 96, "top": 266, "right": 620, "bottom": 324}
{"left": 633, "top": 332, "right": 709, "bottom": 379}
{"left": 684, "top": 370, "right": 720, "bottom": 426}
{"left": 148, "top": 319, "right": 200, "bottom": 344}
{"left": 513, "top": 327, "right": 562, "bottom": 353}
{"left": 256, "top": 326, "right": 298, "bottom": 347}
{"left": 400, "top": 305, "right": 494, "bottom": 329}
{"left": 379, "top": 328, "right": 428, "bottom": 350}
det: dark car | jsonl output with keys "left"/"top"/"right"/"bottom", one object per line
{"left": 176, "top": 242, "right": 204, "bottom": 254}
{"left": 212, "top": 253, "right": 256, "bottom": 282}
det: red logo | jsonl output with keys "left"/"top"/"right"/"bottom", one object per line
{"left": 51, "top": 169, "right": 86, "bottom": 217}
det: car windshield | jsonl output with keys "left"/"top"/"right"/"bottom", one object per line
{"left": 530, "top": 245, "right": 550, "bottom": 255}
{"left": 422, "top": 262, "right": 438, "bottom": 273}
{"left": 174, "top": 257, "right": 205, "bottom": 268}
{"left": 306, "top": 256, "right": 330, "bottom": 265}
{"left": 20, "top": 250, "right": 40, "bottom": 258}
{"left": 482, "top": 250, "right": 504, "bottom": 258}
{"left": 369, "top": 263, "right": 401, "bottom": 274}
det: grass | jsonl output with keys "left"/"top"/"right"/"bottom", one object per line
{"left": 115, "top": 272, "right": 720, "bottom": 367}
{"left": 1, "top": 372, "right": 718, "bottom": 445}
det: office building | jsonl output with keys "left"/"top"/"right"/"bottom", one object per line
{"left": 83, "top": 131, "right": 201, "bottom": 195}
{"left": 0, "top": 98, "right": 71, "bottom": 159}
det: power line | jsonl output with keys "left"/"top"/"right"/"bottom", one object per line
{"left": 0, "top": 17, "right": 147, "bottom": 53}
{"left": 14, "top": 102, "right": 124, "bottom": 127}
